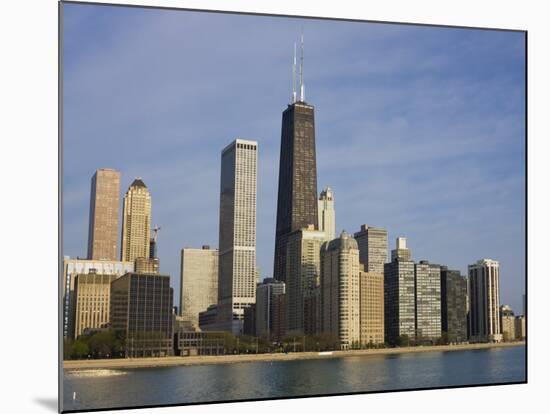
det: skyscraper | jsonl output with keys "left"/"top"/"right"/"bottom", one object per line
{"left": 384, "top": 237, "right": 415, "bottom": 345}
{"left": 440, "top": 266, "right": 467, "bottom": 343}
{"left": 285, "top": 225, "right": 325, "bottom": 335}
{"left": 218, "top": 139, "right": 258, "bottom": 335}
{"left": 318, "top": 187, "right": 335, "bottom": 241}
{"left": 87, "top": 168, "right": 120, "bottom": 260}
{"left": 180, "top": 246, "right": 218, "bottom": 327}
{"left": 321, "top": 231, "right": 361, "bottom": 350}
{"left": 274, "top": 37, "right": 319, "bottom": 284}
{"left": 120, "top": 178, "right": 152, "bottom": 262}
{"left": 354, "top": 224, "right": 388, "bottom": 274}
{"left": 468, "top": 259, "right": 502, "bottom": 343}
{"left": 414, "top": 261, "right": 442, "bottom": 341}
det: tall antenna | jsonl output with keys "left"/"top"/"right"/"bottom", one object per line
{"left": 300, "top": 31, "right": 305, "bottom": 102}
{"left": 292, "top": 42, "right": 297, "bottom": 103}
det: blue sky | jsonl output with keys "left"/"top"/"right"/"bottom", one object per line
{"left": 62, "top": 3, "right": 526, "bottom": 312}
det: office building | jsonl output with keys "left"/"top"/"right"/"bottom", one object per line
{"left": 256, "top": 278, "right": 286, "bottom": 339}
{"left": 121, "top": 178, "right": 152, "bottom": 262}
{"left": 359, "top": 269, "right": 384, "bottom": 345}
{"left": 440, "top": 266, "right": 467, "bottom": 342}
{"left": 384, "top": 238, "right": 415, "bottom": 344}
{"left": 415, "top": 261, "right": 442, "bottom": 341}
{"left": 285, "top": 225, "right": 325, "bottom": 335}
{"left": 198, "top": 305, "right": 219, "bottom": 331}
{"left": 218, "top": 139, "right": 258, "bottom": 335}
{"left": 72, "top": 272, "right": 117, "bottom": 338}
{"left": 500, "top": 305, "right": 516, "bottom": 341}
{"left": 135, "top": 257, "right": 160, "bottom": 274}
{"left": 468, "top": 259, "right": 502, "bottom": 343}
{"left": 321, "top": 231, "right": 361, "bottom": 349}
{"left": 180, "top": 246, "right": 218, "bottom": 327}
{"left": 110, "top": 272, "right": 173, "bottom": 357}
{"left": 62, "top": 257, "right": 134, "bottom": 338}
{"left": 318, "top": 187, "right": 335, "bottom": 241}
{"left": 354, "top": 224, "right": 388, "bottom": 274}
{"left": 87, "top": 168, "right": 121, "bottom": 261}
{"left": 274, "top": 39, "right": 319, "bottom": 284}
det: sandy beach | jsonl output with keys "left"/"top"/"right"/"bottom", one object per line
{"left": 63, "top": 341, "right": 525, "bottom": 370}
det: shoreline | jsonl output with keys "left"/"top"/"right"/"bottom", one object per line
{"left": 64, "top": 341, "right": 525, "bottom": 370}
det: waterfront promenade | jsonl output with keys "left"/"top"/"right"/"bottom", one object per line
{"left": 64, "top": 341, "right": 525, "bottom": 370}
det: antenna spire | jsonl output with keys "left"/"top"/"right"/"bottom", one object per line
{"left": 299, "top": 31, "right": 305, "bottom": 102}
{"left": 292, "top": 42, "right": 297, "bottom": 103}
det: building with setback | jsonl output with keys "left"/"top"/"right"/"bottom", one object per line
{"left": 110, "top": 272, "right": 173, "bottom": 357}
{"left": 120, "top": 178, "right": 152, "bottom": 263}
{"left": 415, "top": 261, "right": 442, "bottom": 341}
{"left": 256, "top": 278, "right": 286, "bottom": 339}
{"left": 285, "top": 225, "right": 325, "bottom": 335}
{"left": 468, "top": 259, "right": 502, "bottom": 343}
{"left": 318, "top": 187, "right": 335, "bottom": 242}
{"left": 321, "top": 231, "right": 361, "bottom": 349}
{"left": 384, "top": 238, "right": 416, "bottom": 345}
{"left": 440, "top": 266, "right": 467, "bottom": 343}
{"left": 218, "top": 139, "right": 258, "bottom": 335}
{"left": 87, "top": 168, "right": 120, "bottom": 261}
{"left": 354, "top": 224, "right": 388, "bottom": 274}
{"left": 180, "top": 246, "right": 218, "bottom": 327}
{"left": 274, "top": 39, "right": 319, "bottom": 285}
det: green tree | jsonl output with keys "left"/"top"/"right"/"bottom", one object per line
{"left": 71, "top": 340, "right": 89, "bottom": 359}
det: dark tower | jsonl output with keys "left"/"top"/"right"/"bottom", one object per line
{"left": 273, "top": 36, "right": 319, "bottom": 282}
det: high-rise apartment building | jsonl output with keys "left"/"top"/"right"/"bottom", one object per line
{"left": 468, "top": 259, "right": 502, "bottom": 343}
{"left": 180, "top": 246, "right": 218, "bottom": 327}
{"left": 274, "top": 40, "right": 318, "bottom": 284}
{"left": 354, "top": 224, "right": 388, "bottom": 274}
{"left": 218, "top": 139, "right": 258, "bottom": 335}
{"left": 285, "top": 225, "right": 325, "bottom": 335}
{"left": 87, "top": 168, "right": 120, "bottom": 261}
{"left": 415, "top": 261, "right": 442, "bottom": 340}
{"left": 256, "top": 278, "right": 286, "bottom": 339}
{"left": 500, "top": 304, "right": 516, "bottom": 342}
{"left": 62, "top": 257, "right": 134, "bottom": 338}
{"left": 110, "top": 272, "right": 173, "bottom": 357}
{"left": 440, "top": 266, "right": 467, "bottom": 342}
{"left": 72, "top": 272, "right": 117, "bottom": 338}
{"left": 321, "top": 231, "right": 361, "bottom": 350}
{"left": 121, "top": 178, "right": 152, "bottom": 262}
{"left": 515, "top": 315, "right": 526, "bottom": 340}
{"left": 359, "top": 269, "right": 384, "bottom": 345}
{"left": 384, "top": 237, "right": 415, "bottom": 344}
{"left": 318, "top": 187, "right": 335, "bottom": 241}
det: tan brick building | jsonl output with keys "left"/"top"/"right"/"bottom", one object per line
{"left": 359, "top": 269, "right": 384, "bottom": 345}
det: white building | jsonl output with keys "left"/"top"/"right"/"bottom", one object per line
{"left": 180, "top": 246, "right": 219, "bottom": 327}
{"left": 468, "top": 259, "right": 502, "bottom": 343}
{"left": 318, "top": 187, "right": 335, "bottom": 241}
{"left": 218, "top": 139, "right": 258, "bottom": 335}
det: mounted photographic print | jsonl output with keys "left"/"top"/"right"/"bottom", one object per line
{"left": 60, "top": 1, "right": 527, "bottom": 412}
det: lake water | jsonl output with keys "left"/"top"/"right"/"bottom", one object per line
{"left": 62, "top": 346, "right": 526, "bottom": 412}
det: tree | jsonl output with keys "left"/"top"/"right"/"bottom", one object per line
{"left": 71, "top": 340, "right": 89, "bottom": 359}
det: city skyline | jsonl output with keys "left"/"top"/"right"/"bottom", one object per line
{"left": 62, "top": 4, "right": 525, "bottom": 312}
